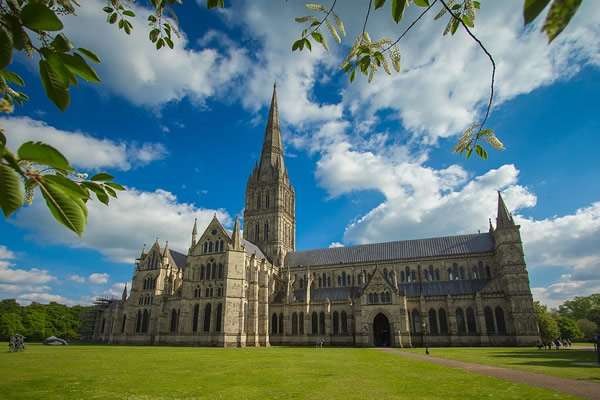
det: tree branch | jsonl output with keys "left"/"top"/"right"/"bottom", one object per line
{"left": 384, "top": 0, "right": 438, "bottom": 52}
{"left": 440, "top": 0, "right": 495, "bottom": 139}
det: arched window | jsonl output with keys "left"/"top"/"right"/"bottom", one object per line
{"left": 368, "top": 293, "right": 374, "bottom": 304}
{"left": 447, "top": 268, "right": 453, "bottom": 281}
{"left": 429, "top": 265, "right": 434, "bottom": 281}
{"left": 205, "top": 287, "right": 210, "bottom": 297}
{"left": 428, "top": 309, "right": 438, "bottom": 334}
{"left": 466, "top": 307, "right": 477, "bottom": 333}
{"left": 383, "top": 268, "right": 388, "bottom": 281}
{"left": 495, "top": 306, "right": 506, "bottom": 333}
{"left": 212, "top": 263, "right": 217, "bottom": 280}
{"left": 203, "top": 242, "right": 208, "bottom": 253}
{"left": 479, "top": 261, "right": 485, "bottom": 279}
{"left": 142, "top": 309, "right": 150, "bottom": 333}
{"left": 256, "top": 192, "right": 261, "bottom": 209}
{"left": 405, "top": 267, "right": 410, "bottom": 282}
{"left": 424, "top": 270, "right": 429, "bottom": 281}
{"left": 318, "top": 276, "right": 322, "bottom": 288}
{"left": 439, "top": 308, "right": 448, "bottom": 334}
{"left": 218, "top": 264, "right": 223, "bottom": 280}
{"left": 485, "top": 265, "right": 491, "bottom": 278}
{"left": 319, "top": 312, "right": 325, "bottom": 334}
{"left": 220, "top": 240, "right": 224, "bottom": 252}
{"left": 342, "top": 271, "right": 346, "bottom": 286}
{"left": 400, "top": 271, "right": 405, "bottom": 282}
{"left": 193, "top": 304, "right": 199, "bottom": 332}
{"left": 264, "top": 223, "right": 269, "bottom": 241}
{"left": 299, "top": 312, "right": 304, "bottom": 334}
{"left": 136, "top": 310, "right": 142, "bottom": 333}
{"left": 101, "top": 318, "right": 105, "bottom": 334}
{"left": 358, "top": 274, "right": 362, "bottom": 285}
{"left": 459, "top": 267, "right": 465, "bottom": 280}
{"left": 341, "top": 311, "right": 348, "bottom": 334}
{"left": 333, "top": 311, "right": 339, "bottom": 334}
{"left": 456, "top": 308, "right": 466, "bottom": 333}
{"left": 484, "top": 307, "right": 495, "bottom": 333}
{"left": 170, "top": 309, "right": 178, "bottom": 332}
{"left": 279, "top": 313, "right": 284, "bottom": 334}
{"left": 122, "top": 314, "right": 127, "bottom": 333}
{"left": 311, "top": 312, "right": 318, "bottom": 334}
{"left": 265, "top": 193, "right": 270, "bottom": 208}
{"left": 255, "top": 223, "right": 259, "bottom": 242}
{"left": 204, "top": 303, "right": 211, "bottom": 332}
{"left": 200, "top": 265, "right": 205, "bottom": 280}
{"left": 272, "top": 313, "right": 278, "bottom": 334}
{"left": 209, "top": 241, "right": 213, "bottom": 252}
{"left": 216, "top": 303, "right": 223, "bottom": 332}
{"left": 411, "top": 271, "right": 416, "bottom": 282}
{"left": 412, "top": 309, "right": 421, "bottom": 333}
{"left": 337, "top": 276, "right": 342, "bottom": 286}
{"left": 292, "top": 312, "right": 298, "bottom": 334}
{"left": 435, "top": 269, "right": 440, "bottom": 280}
{"left": 143, "top": 279, "right": 146, "bottom": 290}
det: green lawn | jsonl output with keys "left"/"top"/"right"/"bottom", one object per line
{"left": 400, "top": 346, "right": 599, "bottom": 382}
{"left": 0, "top": 344, "right": 581, "bottom": 399}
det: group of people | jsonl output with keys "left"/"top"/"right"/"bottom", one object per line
{"left": 8, "top": 334, "right": 26, "bottom": 352}
{"left": 536, "top": 338, "right": 572, "bottom": 350}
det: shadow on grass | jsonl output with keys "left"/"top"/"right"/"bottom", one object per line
{"left": 488, "top": 349, "right": 599, "bottom": 380}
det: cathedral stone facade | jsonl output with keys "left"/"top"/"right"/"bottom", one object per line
{"left": 93, "top": 86, "right": 540, "bottom": 347}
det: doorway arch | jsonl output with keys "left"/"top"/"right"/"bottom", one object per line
{"left": 373, "top": 313, "right": 391, "bottom": 347}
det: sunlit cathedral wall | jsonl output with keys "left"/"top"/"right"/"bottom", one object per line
{"left": 93, "top": 86, "right": 540, "bottom": 348}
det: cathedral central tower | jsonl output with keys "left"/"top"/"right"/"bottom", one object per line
{"left": 243, "top": 84, "right": 295, "bottom": 266}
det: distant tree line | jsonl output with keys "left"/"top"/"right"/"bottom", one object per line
{"left": 535, "top": 294, "right": 600, "bottom": 343}
{"left": 0, "top": 299, "right": 91, "bottom": 341}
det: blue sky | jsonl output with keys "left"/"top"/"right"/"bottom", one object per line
{"left": 1, "top": 0, "right": 599, "bottom": 308}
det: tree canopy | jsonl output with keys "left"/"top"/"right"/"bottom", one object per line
{"left": 0, "top": 0, "right": 584, "bottom": 236}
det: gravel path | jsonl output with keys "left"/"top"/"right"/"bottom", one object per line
{"left": 377, "top": 348, "right": 600, "bottom": 400}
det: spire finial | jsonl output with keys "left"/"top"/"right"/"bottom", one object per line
{"left": 258, "top": 83, "right": 284, "bottom": 175}
{"left": 496, "top": 191, "right": 515, "bottom": 228}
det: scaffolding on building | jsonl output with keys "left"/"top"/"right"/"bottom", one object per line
{"left": 79, "top": 297, "right": 115, "bottom": 342}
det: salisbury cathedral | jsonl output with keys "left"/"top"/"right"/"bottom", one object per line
{"left": 93, "top": 86, "right": 540, "bottom": 347}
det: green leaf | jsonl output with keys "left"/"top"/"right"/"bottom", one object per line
{"left": 58, "top": 53, "right": 101, "bottom": 83}
{"left": 109, "top": 13, "right": 118, "bottom": 24}
{"left": 292, "top": 39, "right": 303, "bottom": 51}
{"left": 0, "top": 28, "right": 13, "bottom": 69}
{"left": 164, "top": 37, "right": 174, "bottom": 49}
{"left": 17, "top": 141, "right": 74, "bottom": 171}
{"left": 0, "top": 70, "right": 25, "bottom": 87}
{"left": 90, "top": 173, "right": 115, "bottom": 182}
{"left": 77, "top": 48, "right": 101, "bottom": 64}
{"left": 124, "top": 21, "right": 132, "bottom": 35}
{"left": 349, "top": 68, "right": 356, "bottom": 83}
{"left": 465, "top": 148, "right": 473, "bottom": 159}
{"left": 476, "top": 128, "right": 494, "bottom": 138}
{"left": 103, "top": 6, "right": 113, "bottom": 13}
{"left": 523, "top": 0, "right": 551, "bottom": 25}
{"left": 51, "top": 33, "right": 74, "bottom": 53}
{"left": 474, "top": 145, "right": 488, "bottom": 159}
{"left": 156, "top": 38, "right": 164, "bottom": 50}
{"left": 542, "top": 0, "right": 582, "bottom": 43}
{"left": 103, "top": 185, "right": 117, "bottom": 198}
{"left": 462, "top": 15, "right": 474, "bottom": 28}
{"left": 150, "top": 29, "right": 160, "bottom": 43}
{"left": 123, "top": 10, "right": 135, "bottom": 17}
{"left": 104, "top": 182, "right": 126, "bottom": 191}
{"left": 15, "top": 91, "right": 29, "bottom": 101}
{"left": 20, "top": 3, "right": 64, "bottom": 31}
{"left": 450, "top": 17, "right": 460, "bottom": 35}
{"left": 81, "top": 181, "right": 109, "bottom": 205}
{"left": 374, "top": 0, "right": 387, "bottom": 10}
{"left": 38, "top": 178, "right": 87, "bottom": 237}
{"left": 44, "top": 174, "right": 90, "bottom": 200}
{"left": 413, "top": 0, "right": 430, "bottom": 6}
{"left": 391, "top": 0, "right": 407, "bottom": 24}
{"left": 311, "top": 32, "right": 323, "bottom": 44}
{"left": 40, "top": 48, "right": 70, "bottom": 87}
{"left": 304, "top": 38, "right": 312, "bottom": 51}
{"left": 39, "top": 59, "right": 70, "bottom": 111}
{"left": 0, "top": 164, "right": 24, "bottom": 218}
{"left": 118, "top": 19, "right": 124, "bottom": 30}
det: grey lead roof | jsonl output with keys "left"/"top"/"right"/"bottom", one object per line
{"left": 225, "top": 230, "right": 266, "bottom": 260}
{"left": 169, "top": 250, "right": 187, "bottom": 269}
{"left": 285, "top": 233, "right": 494, "bottom": 268}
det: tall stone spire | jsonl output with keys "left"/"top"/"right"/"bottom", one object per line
{"left": 259, "top": 83, "right": 285, "bottom": 175}
{"left": 231, "top": 213, "right": 241, "bottom": 251}
{"left": 191, "top": 218, "right": 198, "bottom": 247}
{"left": 122, "top": 283, "right": 128, "bottom": 301}
{"left": 496, "top": 191, "right": 515, "bottom": 228}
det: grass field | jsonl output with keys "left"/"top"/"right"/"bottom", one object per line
{"left": 0, "top": 344, "right": 583, "bottom": 399}
{"left": 400, "top": 346, "right": 599, "bottom": 382}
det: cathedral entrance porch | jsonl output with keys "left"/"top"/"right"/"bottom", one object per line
{"left": 373, "top": 313, "right": 391, "bottom": 347}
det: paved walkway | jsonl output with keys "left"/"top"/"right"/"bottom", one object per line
{"left": 377, "top": 348, "right": 600, "bottom": 400}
